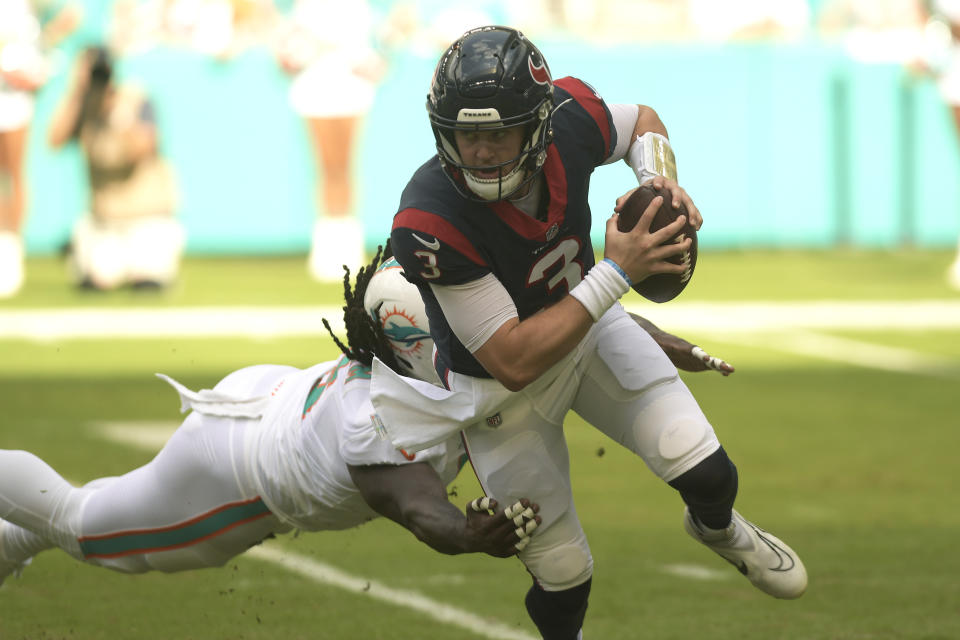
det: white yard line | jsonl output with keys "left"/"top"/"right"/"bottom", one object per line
{"left": 3, "top": 300, "right": 960, "bottom": 341}
{"left": 0, "top": 306, "right": 340, "bottom": 341}
{"left": 247, "top": 546, "right": 537, "bottom": 640}
{"left": 707, "top": 329, "right": 960, "bottom": 378}
{"left": 92, "top": 422, "right": 537, "bottom": 640}
{"left": 622, "top": 299, "right": 960, "bottom": 333}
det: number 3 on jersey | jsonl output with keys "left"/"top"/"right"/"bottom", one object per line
{"left": 528, "top": 238, "right": 583, "bottom": 293}
{"left": 414, "top": 250, "right": 442, "bottom": 280}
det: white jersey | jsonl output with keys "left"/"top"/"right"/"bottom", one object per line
{"left": 246, "top": 357, "right": 465, "bottom": 532}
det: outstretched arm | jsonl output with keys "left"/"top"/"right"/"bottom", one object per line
{"left": 629, "top": 312, "right": 734, "bottom": 375}
{"left": 348, "top": 461, "right": 539, "bottom": 558}
{"left": 473, "top": 307, "right": 735, "bottom": 383}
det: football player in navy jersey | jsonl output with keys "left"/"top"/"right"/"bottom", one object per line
{"left": 378, "top": 25, "right": 807, "bottom": 640}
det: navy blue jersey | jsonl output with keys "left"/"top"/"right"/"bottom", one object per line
{"left": 391, "top": 77, "right": 617, "bottom": 379}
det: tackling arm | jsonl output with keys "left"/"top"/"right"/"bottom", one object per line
{"left": 630, "top": 312, "right": 734, "bottom": 375}
{"left": 347, "top": 461, "right": 540, "bottom": 558}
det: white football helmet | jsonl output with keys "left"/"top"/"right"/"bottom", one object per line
{"left": 364, "top": 258, "right": 442, "bottom": 386}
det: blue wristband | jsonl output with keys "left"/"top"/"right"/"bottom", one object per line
{"left": 602, "top": 258, "right": 632, "bottom": 288}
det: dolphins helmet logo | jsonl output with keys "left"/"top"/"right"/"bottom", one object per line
{"left": 380, "top": 306, "right": 431, "bottom": 357}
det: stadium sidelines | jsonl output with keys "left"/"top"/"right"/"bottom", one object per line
{"left": 3, "top": 300, "right": 960, "bottom": 340}
{"left": 4, "top": 300, "right": 959, "bottom": 377}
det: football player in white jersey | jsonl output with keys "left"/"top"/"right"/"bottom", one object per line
{"left": 0, "top": 244, "right": 729, "bottom": 589}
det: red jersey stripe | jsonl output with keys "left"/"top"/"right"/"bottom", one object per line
{"left": 394, "top": 208, "right": 488, "bottom": 266}
{"left": 555, "top": 77, "right": 612, "bottom": 158}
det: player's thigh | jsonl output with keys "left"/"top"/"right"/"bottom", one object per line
{"left": 80, "top": 411, "right": 282, "bottom": 572}
{"left": 82, "top": 413, "right": 247, "bottom": 531}
{"left": 462, "top": 398, "right": 573, "bottom": 533}
{"left": 79, "top": 366, "right": 296, "bottom": 570}
{"left": 573, "top": 318, "right": 719, "bottom": 482}
{"left": 462, "top": 406, "right": 592, "bottom": 591}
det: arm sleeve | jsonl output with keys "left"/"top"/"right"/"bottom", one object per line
{"left": 338, "top": 385, "right": 448, "bottom": 467}
{"left": 603, "top": 103, "right": 640, "bottom": 165}
{"left": 429, "top": 273, "right": 518, "bottom": 353}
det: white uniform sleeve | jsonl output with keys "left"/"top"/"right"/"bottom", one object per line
{"left": 603, "top": 103, "right": 640, "bottom": 165}
{"left": 429, "top": 273, "right": 518, "bottom": 353}
{"left": 338, "top": 382, "right": 448, "bottom": 467}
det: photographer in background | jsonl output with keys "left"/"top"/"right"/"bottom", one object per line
{"left": 47, "top": 47, "right": 183, "bottom": 291}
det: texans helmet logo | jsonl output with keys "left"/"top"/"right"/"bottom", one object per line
{"left": 528, "top": 55, "right": 550, "bottom": 85}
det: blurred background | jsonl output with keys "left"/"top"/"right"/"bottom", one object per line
{"left": 3, "top": 4, "right": 960, "bottom": 638}
{"left": 2, "top": 0, "right": 958, "bottom": 271}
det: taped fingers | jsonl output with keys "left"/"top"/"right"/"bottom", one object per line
{"left": 469, "top": 497, "right": 494, "bottom": 513}
{"left": 691, "top": 346, "right": 732, "bottom": 374}
{"left": 504, "top": 501, "right": 525, "bottom": 519}
{"left": 513, "top": 508, "right": 536, "bottom": 527}
{"left": 515, "top": 520, "right": 539, "bottom": 538}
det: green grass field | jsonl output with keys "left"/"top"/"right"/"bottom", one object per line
{"left": 2, "top": 250, "right": 959, "bottom": 639}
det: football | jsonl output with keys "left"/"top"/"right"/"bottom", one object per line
{"left": 615, "top": 184, "right": 697, "bottom": 303}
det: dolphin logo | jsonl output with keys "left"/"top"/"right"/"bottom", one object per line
{"left": 528, "top": 55, "right": 550, "bottom": 85}
{"left": 383, "top": 320, "right": 431, "bottom": 348}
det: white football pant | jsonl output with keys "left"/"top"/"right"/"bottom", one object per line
{"left": 0, "top": 365, "right": 293, "bottom": 573}
{"left": 460, "top": 305, "right": 721, "bottom": 591}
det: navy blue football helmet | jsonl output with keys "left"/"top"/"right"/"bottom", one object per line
{"left": 427, "top": 26, "right": 555, "bottom": 201}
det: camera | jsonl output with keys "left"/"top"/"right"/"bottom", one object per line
{"left": 88, "top": 47, "right": 112, "bottom": 87}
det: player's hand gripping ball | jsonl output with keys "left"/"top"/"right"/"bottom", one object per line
{"left": 617, "top": 184, "right": 698, "bottom": 303}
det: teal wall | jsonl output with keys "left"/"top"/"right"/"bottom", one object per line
{"left": 22, "top": 39, "right": 960, "bottom": 255}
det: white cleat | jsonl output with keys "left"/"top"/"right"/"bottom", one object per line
{"left": 684, "top": 508, "right": 807, "bottom": 599}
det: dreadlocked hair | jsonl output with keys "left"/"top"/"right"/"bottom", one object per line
{"left": 321, "top": 240, "right": 404, "bottom": 375}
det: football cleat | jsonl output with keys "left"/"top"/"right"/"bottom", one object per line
{"left": 683, "top": 507, "right": 807, "bottom": 599}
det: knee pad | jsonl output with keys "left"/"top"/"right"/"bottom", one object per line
{"left": 628, "top": 381, "right": 721, "bottom": 482}
{"left": 519, "top": 509, "right": 593, "bottom": 591}
{"left": 525, "top": 541, "right": 593, "bottom": 591}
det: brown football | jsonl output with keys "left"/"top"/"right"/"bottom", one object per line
{"left": 616, "top": 184, "right": 697, "bottom": 303}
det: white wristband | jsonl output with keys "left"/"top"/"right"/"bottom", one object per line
{"left": 569, "top": 260, "right": 630, "bottom": 321}
{"left": 626, "top": 131, "right": 677, "bottom": 185}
